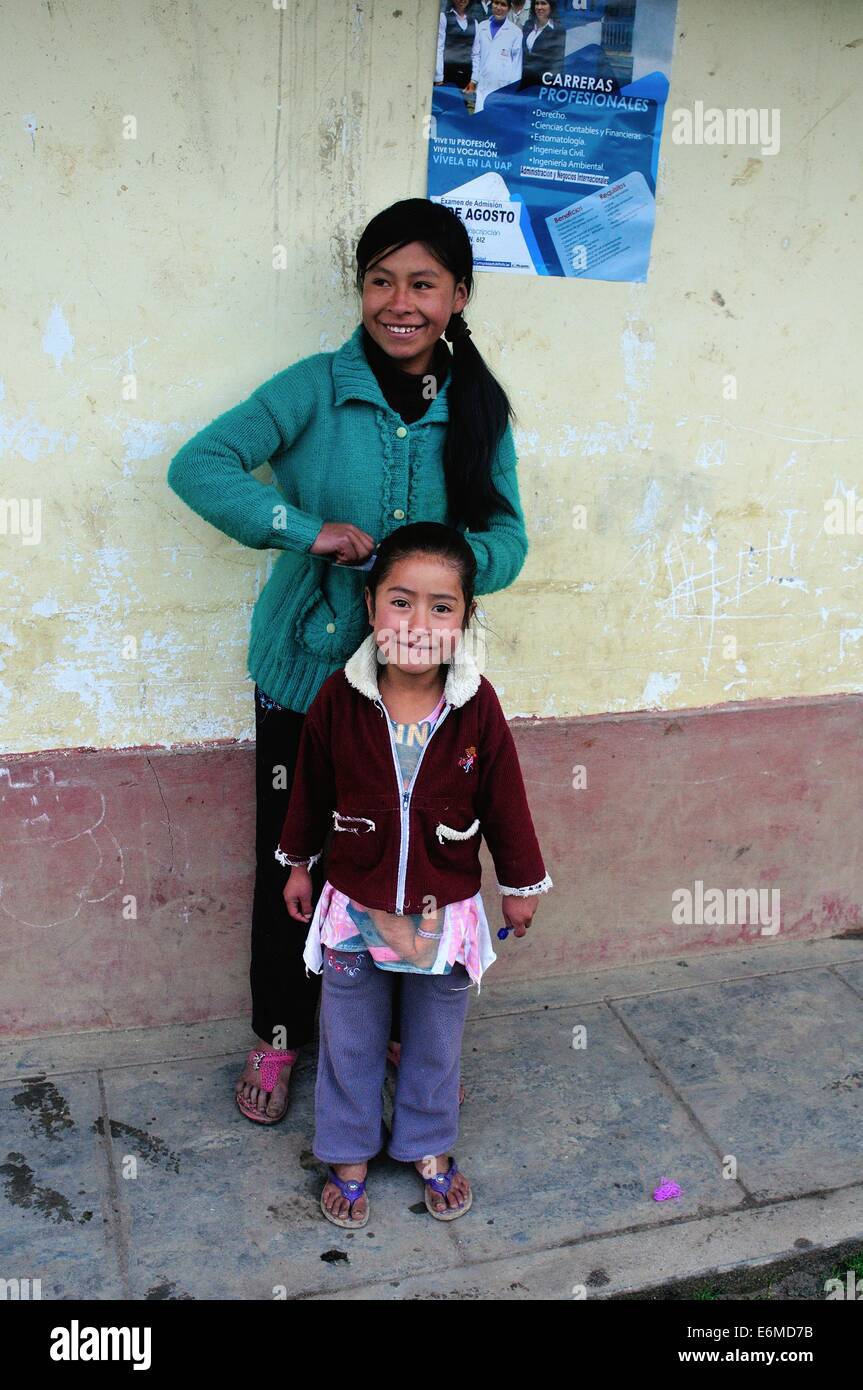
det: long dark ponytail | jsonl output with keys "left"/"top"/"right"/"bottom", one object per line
{"left": 355, "top": 198, "right": 519, "bottom": 532}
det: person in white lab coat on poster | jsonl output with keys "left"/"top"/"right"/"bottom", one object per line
{"left": 464, "top": 0, "right": 523, "bottom": 114}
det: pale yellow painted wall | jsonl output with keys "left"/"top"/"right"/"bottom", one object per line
{"left": 1, "top": 0, "right": 860, "bottom": 753}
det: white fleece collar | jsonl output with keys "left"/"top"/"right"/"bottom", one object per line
{"left": 343, "top": 632, "right": 481, "bottom": 708}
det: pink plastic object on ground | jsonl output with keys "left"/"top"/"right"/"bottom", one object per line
{"left": 653, "top": 1177, "right": 682, "bottom": 1201}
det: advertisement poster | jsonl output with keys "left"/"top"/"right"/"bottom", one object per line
{"left": 428, "top": 0, "right": 678, "bottom": 281}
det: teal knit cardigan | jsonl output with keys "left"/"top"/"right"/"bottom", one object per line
{"left": 167, "top": 322, "right": 529, "bottom": 713}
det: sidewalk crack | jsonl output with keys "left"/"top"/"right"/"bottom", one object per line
{"left": 95, "top": 1070, "right": 131, "bottom": 1298}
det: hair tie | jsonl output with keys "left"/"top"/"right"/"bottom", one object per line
{"left": 445, "top": 313, "right": 472, "bottom": 343}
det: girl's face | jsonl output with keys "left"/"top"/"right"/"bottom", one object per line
{"left": 365, "top": 554, "right": 475, "bottom": 675}
{"left": 534, "top": 0, "right": 551, "bottom": 20}
{"left": 492, "top": 1, "right": 511, "bottom": 18}
{"left": 361, "top": 241, "right": 468, "bottom": 375}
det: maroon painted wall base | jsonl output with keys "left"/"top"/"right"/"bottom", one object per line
{"left": 1, "top": 693, "right": 860, "bottom": 1038}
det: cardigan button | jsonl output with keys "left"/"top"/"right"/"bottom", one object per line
{"left": 393, "top": 508, "right": 405, "bottom": 520}
{"left": 325, "top": 622, "right": 336, "bottom": 633}
{"left": 395, "top": 425, "right": 408, "bottom": 438}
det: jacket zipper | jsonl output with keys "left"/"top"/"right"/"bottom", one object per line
{"left": 377, "top": 699, "right": 452, "bottom": 914}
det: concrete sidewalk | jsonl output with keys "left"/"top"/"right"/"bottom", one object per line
{"left": 2, "top": 936, "right": 862, "bottom": 1301}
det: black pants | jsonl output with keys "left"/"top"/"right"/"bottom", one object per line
{"left": 249, "top": 685, "right": 400, "bottom": 1049}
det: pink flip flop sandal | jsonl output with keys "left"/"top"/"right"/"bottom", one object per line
{"left": 235, "top": 1048, "right": 298, "bottom": 1124}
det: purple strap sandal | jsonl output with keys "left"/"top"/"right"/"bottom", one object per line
{"left": 422, "top": 1156, "right": 473, "bottom": 1221}
{"left": 321, "top": 1167, "right": 370, "bottom": 1229}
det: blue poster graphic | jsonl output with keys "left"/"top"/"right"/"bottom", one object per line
{"left": 427, "top": 0, "right": 678, "bottom": 281}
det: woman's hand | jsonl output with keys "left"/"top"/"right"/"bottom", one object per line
{"left": 463, "top": 81, "right": 476, "bottom": 92}
{"left": 309, "top": 521, "right": 376, "bottom": 566}
{"left": 501, "top": 893, "right": 539, "bottom": 938}
{"left": 283, "top": 866, "right": 314, "bottom": 922}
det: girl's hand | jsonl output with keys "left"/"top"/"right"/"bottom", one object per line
{"left": 283, "top": 866, "right": 314, "bottom": 922}
{"left": 463, "top": 81, "right": 476, "bottom": 92}
{"left": 501, "top": 893, "right": 539, "bottom": 938}
{"left": 310, "top": 521, "right": 376, "bottom": 566}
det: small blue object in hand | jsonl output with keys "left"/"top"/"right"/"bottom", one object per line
{"left": 497, "top": 926, "right": 510, "bottom": 940}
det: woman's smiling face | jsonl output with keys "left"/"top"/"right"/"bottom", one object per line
{"left": 361, "top": 241, "right": 468, "bottom": 375}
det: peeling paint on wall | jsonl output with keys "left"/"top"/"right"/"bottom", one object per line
{"left": 0, "top": 0, "right": 861, "bottom": 754}
{"left": 0, "top": 410, "right": 78, "bottom": 462}
{"left": 41, "top": 303, "right": 75, "bottom": 370}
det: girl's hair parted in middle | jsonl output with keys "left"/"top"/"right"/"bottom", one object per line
{"left": 365, "top": 521, "right": 478, "bottom": 630}
{"left": 355, "top": 197, "right": 519, "bottom": 534}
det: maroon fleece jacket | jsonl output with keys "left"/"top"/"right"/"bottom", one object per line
{"left": 275, "top": 662, "right": 550, "bottom": 915}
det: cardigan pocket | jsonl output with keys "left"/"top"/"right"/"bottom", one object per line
{"left": 291, "top": 557, "right": 369, "bottom": 662}
{"left": 434, "top": 816, "right": 480, "bottom": 846}
{"left": 418, "top": 806, "right": 482, "bottom": 876}
{"left": 329, "top": 806, "right": 391, "bottom": 874}
{"left": 332, "top": 810, "right": 377, "bottom": 834}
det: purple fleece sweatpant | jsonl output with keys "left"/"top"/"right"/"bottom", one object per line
{"left": 313, "top": 948, "right": 471, "bottom": 1164}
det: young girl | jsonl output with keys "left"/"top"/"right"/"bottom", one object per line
{"left": 277, "top": 522, "right": 552, "bottom": 1227}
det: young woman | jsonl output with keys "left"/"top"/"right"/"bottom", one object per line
{"left": 464, "top": 0, "right": 523, "bottom": 113}
{"left": 167, "top": 197, "right": 531, "bottom": 1125}
{"left": 435, "top": 0, "right": 478, "bottom": 90}
{"left": 520, "top": 0, "right": 566, "bottom": 90}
